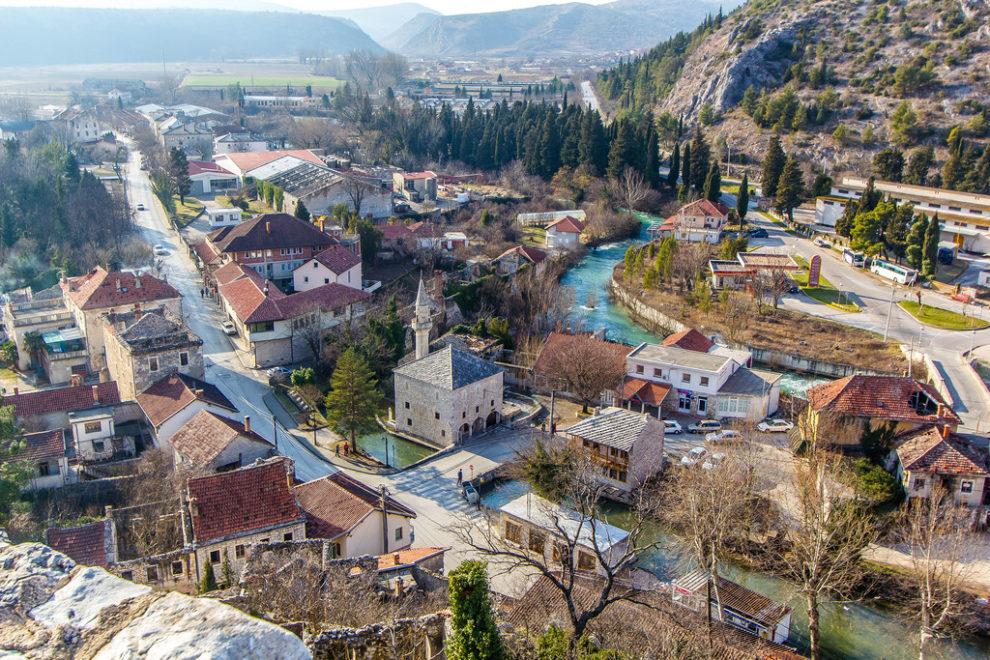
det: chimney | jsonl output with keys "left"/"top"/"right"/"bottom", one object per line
{"left": 70, "top": 374, "right": 81, "bottom": 387}
{"left": 104, "top": 505, "right": 113, "bottom": 517}
{"left": 393, "top": 552, "right": 400, "bottom": 565}
{"left": 116, "top": 279, "right": 122, "bottom": 292}
{"left": 193, "top": 388, "right": 204, "bottom": 397}
{"left": 13, "top": 387, "right": 18, "bottom": 395}
{"left": 936, "top": 403, "right": 945, "bottom": 419}
{"left": 266, "top": 220, "right": 272, "bottom": 234}
{"left": 134, "top": 302, "right": 141, "bottom": 313}
{"left": 134, "top": 275, "right": 142, "bottom": 289}
{"left": 263, "top": 284, "right": 269, "bottom": 297}
{"left": 393, "top": 575, "right": 404, "bottom": 599}
{"left": 243, "top": 415, "right": 251, "bottom": 433}
{"left": 942, "top": 424, "right": 951, "bottom": 440}
{"left": 92, "top": 385, "right": 100, "bottom": 404}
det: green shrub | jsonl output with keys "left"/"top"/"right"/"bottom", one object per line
{"left": 852, "top": 458, "right": 900, "bottom": 503}
{"left": 290, "top": 367, "right": 315, "bottom": 386}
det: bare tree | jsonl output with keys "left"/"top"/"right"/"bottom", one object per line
{"left": 768, "top": 269, "right": 792, "bottom": 309}
{"left": 897, "top": 485, "right": 975, "bottom": 658}
{"left": 778, "top": 412, "right": 878, "bottom": 660}
{"left": 612, "top": 167, "right": 650, "bottom": 210}
{"left": 499, "top": 261, "right": 573, "bottom": 343}
{"left": 719, "top": 292, "right": 753, "bottom": 343}
{"left": 116, "top": 449, "right": 185, "bottom": 559}
{"left": 534, "top": 333, "right": 625, "bottom": 413}
{"left": 671, "top": 242, "right": 712, "bottom": 291}
{"left": 750, "top": 272, "right": 770, "bottom": 313}
{"left": 343, "top": 175, "right": 368, "bottom": 217}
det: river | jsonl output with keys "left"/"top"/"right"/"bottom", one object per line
{"left": 554, "top": 214, "right": 989, "bottom": 657}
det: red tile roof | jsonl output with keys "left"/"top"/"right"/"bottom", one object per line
{"left": 208, "top": 213, "right": 334, "bottom": 254}
{"left": 219, "top": 277, "right": 368, "bottom": 325}
{"left": 621, "top": 377, "right": 672, "bottom": 406}
{"left": 191, "top": 240, "right": 220, "bottom": 266}
{"left": 380, "top": 223, "right": 414, "bottom": 240}
{"left": 807, "top": 375, "right": 961, "bottom": 425}
{"left": 62, "top": 267, "right": 180, "bottom": 311}
{"left": 170, "top": 410, "right": 271, "bottom": 470}
{"left": 188, "top": 160, "right": 235, "bottom": 177}
{"left": 662, "top": 328, "right": 715, "bottom": 353}
{"left": 312, "top": 245, "right": 361, "bottom": 274}
{"left": 678, "top": 199, "right": 730, "bottom": 217}
{"left": 217, "top": 149, "right": 324, "bottom": 173}
{"left": 496, "top": 245, "right": 547, "bottom": 264}
{"left": 400, "top": 170, "right": 437, "bottom": 180}
{"left": 374, "top": 547, "right": 444, "bottom": 570}
{"left": 2, "top": 382, "right": 120, "bottom": 419}
{"left": 533, "top": 332, "right": 632, "bottom": 375}
{"left": 546, "top": 216, "right": 585, "bottom": 233}
{"left": 136, "top": 373, "right": 236, "bottom": 428}
{"left": 11, "top": 429, "right": 67, "bottom": 462}
{"left": 294, "top": 472, "right": 415, "bottom": 540}
{"left": 895, "top": 425, "right": 990, "bottom": 476}
{"left": 188, "top": 458, "right": 304, "bottom": 543}
{"left": 45, "top": 520, "right": 111, "bottom": 567}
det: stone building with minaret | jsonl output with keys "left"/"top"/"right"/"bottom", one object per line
{"left": 392, "top": 278, "right": 505, "bottom": 448}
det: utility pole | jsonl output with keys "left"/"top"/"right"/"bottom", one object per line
{"left": 883, "top": 284, "right": 895, "bottom": 341}
{"left": 379, "top": 485, "right": 389, "bottom": 554}
{"left": 272, "top": 412, "right": 278, "bottom": 453}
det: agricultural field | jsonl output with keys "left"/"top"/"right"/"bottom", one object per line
{"left": 181, "top": 73, "right": 343, "bottom": 91}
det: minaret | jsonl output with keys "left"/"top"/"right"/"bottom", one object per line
{"left": 412, "top": 277, "right": 432, "bottom": 361}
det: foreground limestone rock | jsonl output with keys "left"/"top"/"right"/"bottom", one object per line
{"left": 0, "top": 539, "right": 311, "bottom": 659}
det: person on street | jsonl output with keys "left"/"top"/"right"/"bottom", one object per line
{"left": 457, "top": 468, "right": 463, "bottom": 485}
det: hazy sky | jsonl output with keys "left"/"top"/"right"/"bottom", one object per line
{"left": 0, "top": 0, "right": 612, "bottom": 14}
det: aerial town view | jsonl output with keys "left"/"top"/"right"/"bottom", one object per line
{"left": 3, "top": 0, "right": 990, "bottom": 657}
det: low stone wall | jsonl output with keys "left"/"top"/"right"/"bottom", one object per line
{"left": 306, "top": 612, "right": 446, "bottom": 660}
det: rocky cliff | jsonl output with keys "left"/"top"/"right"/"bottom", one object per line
{"left": 0, "top": 538, "right": 310, "bottom": 659}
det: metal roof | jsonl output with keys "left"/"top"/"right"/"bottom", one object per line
{"left": 627, "top": 343, "right": 734, "bottom": 373}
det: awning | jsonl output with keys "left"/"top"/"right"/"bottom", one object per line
{"left": 621, "top": 377, "right": 672, "bottom": 406}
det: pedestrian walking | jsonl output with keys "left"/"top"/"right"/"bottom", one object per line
{"left": 200, "top": 288, "right": 205, "bottom": 298}
{"left": 335, "top": 444, "right": 340, "bottom": 457}
{"left": 457, "top": 468, "right": 462, "bottom": 485}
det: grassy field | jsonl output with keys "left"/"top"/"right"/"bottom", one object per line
{"left": 792, "top": 255, "right": 859, "bottom": 312}
{"left": 522, "top": 226, "right": 547, "bottom": 247}
{"left": 898, "top": 301, "right": 989, "bottom": 331}
{"left": 216, "top": 195, "right": 268, "bottom": 217}
{"left": 172, "top": 196, "right": 204, "bottom": 227}
{"left": 181, "top": 74, "right": 344, "bottom": 90}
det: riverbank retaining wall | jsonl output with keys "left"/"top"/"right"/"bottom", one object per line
{"left": 609, "top": 275, "right": 896, "bottom": 379}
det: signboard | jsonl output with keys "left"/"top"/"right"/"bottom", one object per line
{"left": 808, "top": 254, "right": 822, "bottom": 288}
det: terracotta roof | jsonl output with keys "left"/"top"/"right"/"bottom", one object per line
{"left": 678, "top": 199, "right": 730, "bottom": 217}
{"left": 545, "top": 215, "right": 585, "bottom": 233}
{"left": 219, "top": 277, "right": 368, "bottom": 325}
{"left": 136, "top": 373, "right": 236, "bottom": 428}
{"left": 191, "top": 240, "right": 220, "bottom": 266}
{"left": 621, "top": 377, "right": 673, "bottom": 406}
{"left": 673, "top": 570, "right": 791, "bottom": 627}
{"left": 294, "top": 472, "right": 416, "bottom": 540}
{"left": 169, "top": 410, "right": 271, "bottom": 470}
{"left": 2, "top": 382, "right": 120, "bottom": 419}
{"left": 661, "top": 328, "right": 715, "bottom": 353}
{"left": 187, "top": 458, "right": 304, "bottom": 543}
{"left": 380, "top": 224, "right": 414, "bottom": 240}
{"left": 400, "top": 170, "right": 437, "bottom": 180}
{"left": 10, "top": 429, "right": 67, "bottom": 462}
{"left": 45, "top": 520, "right": 112, "bottom": 567}
{"left": 532, "top": 332, "right": 632, "bottom": 375}
{"left": 495, "top": 245, "right": 547, "bottom": 264}
{"left": 212, "top": 261, "right": 260, "bottom": 286}
{"left": 894, "top": 425, "right": 990, "bottom": 476}
{"left": 806, "top": 375, "right": 961, "bottom": 425}
{"left": 188, "top": 160, "right": 235, "bottom": 177}
{"left": 62, "top": 267, "right": 179, "bottom": 311}
{"left": 375, "top": 547, "right": 444, "bottom": 570}
{"left": 217, "top": 149, "right": 323, "bottom": 173}
{"left": 208, "top": 213, "right": 333, "bottom": 253}
{"left": 311, "top": 245, "right": 361, "bottom": 274}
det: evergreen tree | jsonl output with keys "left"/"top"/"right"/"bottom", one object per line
{"left": 199, "top": 561, "right": 218, "bottom": 594}
{"left": 760, "top": 136, "right": 786, "bottom": 199}
{"left": 680, "top": 143, "right": 691, "bottom": 196}
{"left": 873, "top": 148, "right": 905, "bottom": 182}
{"left": 167, "top": 147, "right": 191, "bottom": 204}
{"left": 64, "top": 152, "right": 80, "bottom": 183}
{"left": 325, "top": 347, "right": 384, "bottom": 444}
{"left": 606, "top": 119, "right": 632, "bottom": 179}
{"left": 578, "top": 110, "right": 608, "bottom": 176}
{"left": 446, "top": 561, "right": 504, "bottom": 660}
{"left": 921, "top": 214, "right": 941, "bottom": 278}
{"left": 810, "top": 172, "right": 833, "bottom": 198}
{"left": 667, "top": 143, "right": 680, "bottom": 188}
{"left": 220, "top": 551, "right": 234, "bottom": 588}
{"left": 736, "top": 172, "right": 750, "bottom": 225}
{"left": 294, "top": 200, "right": 310, "bottom": 221}
{"left": 623, "top": 245, "right": 637, "bottom": 277}
{"left": 703, "top": 161, "right": 721, "bottom": 203}
{"left": 688, "top": 127, "right": 710, "bottom": 193}
{"left": 905, "top": 215, "right": 927, "bottom": 269}
{"left": 644, "top": 129, "right": 660, "bottom": 189}
{"left": 774, "top": 156, "right": 804, "bottom": 222}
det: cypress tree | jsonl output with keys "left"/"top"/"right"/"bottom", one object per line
{"left": 294, "top": 200, "right": 310, "bottom": 221}
{"left": 199, "top": 561, "right": 218, "bottom": 594}
{"left": 905, "top": 215, "right": 926, "bottom": 270}
{"left": 644, "top": 129, "right": 660, "bottom": 189}
{"left": 737, "top": 172, "right": 750, "bottom": 225}
{"left": 761, "top": 136, "right": 786, "bottom": 199}
{"left": 446, "top": 561, "right": 504, "bottom": 660}
{"left": 667, "top": 143, "right": 680, "bottom": 188}
{"left": 703, "top": 161, "right": 721, "bottom": 203}
{"left": 681, "top": 143, "right": 692, "bottom": 195}
{"left": 921, "top": 214, "right": 941, "bottom": 278}
{"left": 774, "top": 156, "right": 804, "bottom": 222}
{"left": 688, "top": 127, "right": 710, "bottom": 193}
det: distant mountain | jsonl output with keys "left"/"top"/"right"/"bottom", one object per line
{"left": 322, "top": 3, "right": 439, "bottom": 44}
{"left": 0, "top": 8, "right": 382, "bottom": 66}
{"left": 383, "top": 0, "right": 739, "bottom": 58}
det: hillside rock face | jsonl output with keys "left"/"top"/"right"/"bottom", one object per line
{"left": 0, "top": 540, "right": 311, "bottom": 659}
{"left": 661, "top": 10, "right": 823, "bottom": 119}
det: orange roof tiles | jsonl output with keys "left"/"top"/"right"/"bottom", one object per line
{"left": 621, "top": 377, "right": 672, "bottom": 406}
{"left": 169, "top": 410, "right": 271, "bottom": 470}
{"left": 217, "top": 149, "right": 323, "bottom": 173}
{"left": 2, "top": 382, "right": 120, "bottom": 419}
{"left": 678, "top": 199, "right": 730, "bottom": 217}
{"left": 46, "top": 520, "right": 112, "bottom": 567}
{"left": 895, "top": 425, "right": 989, "bottom": 476}
{"left": 662, "top": 328, "right": 715, "bottom": 353}
{"left": 294, "top": 472, "right": 415, "bottom": 540}
{"left": 12, "top": 429, "right": 67, "bottom": 462}
{"left": 312, "top": 245, "right": 361, "bottom": 274}
{"left": 806, "top": 375, "right": 960, "bottom": 425}
{"left": 136, "top": 373, "right": 236, "bottom": 428}
{"left": 62, "top": 267, "right": 179, "bottom": 311}
{"left": 546, "top": 216, "right": 585, "bottom": 233}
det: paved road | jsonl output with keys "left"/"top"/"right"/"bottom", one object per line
{"left": 732, "top": 200, "right": 990, "bottom": 430}
{"left": 581, "top": 80, "right": 600, "bottom": 113}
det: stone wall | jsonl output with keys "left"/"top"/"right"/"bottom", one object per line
{"left": 607, "top": 278, "right": 686, "bottom": 337}
{"left": 306, "top": 613, "right": 446, "bottom": 660}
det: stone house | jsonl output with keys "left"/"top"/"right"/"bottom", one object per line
{"left": 52, "top": 107, "right": 104, "bottom": 144}
{"left": 2, "top": 285, "right": 77, "bottom": 374}
{"left": 213, "top": 132, "right": 269, "bottom": 155}
{"left": 101, "top": 307, "right": 204, "bottom": 401}
{"left": 891, "top": 424, "right": 990, "bottom": 509}
{"left": 391, "top": 281, "right": 504, "bottom": 447}
{"left": 291, "top": 244, "right": 363, "bottom": 293}
{"left": 294, "top": 472, "right": 417, "bottom": 558}
{"left": 46, "top": 518, "right": 118, "bottom": 567}
{"left": 492, "top": 245, "right": 547, "bottom": 276}
{"left": 135, "top": 373, "right": 239, "bottom": 446}
{"left": 666, "top": 199, "right": 729, "bottom": 244}
{"left": 8, "top": 429, "right": 74, "bottom": 491}
{"left": 393, "top": 170, "right": 438, "bottom": 202}
{"left": 61, "top": 268, "right": 181, "bottom": 371}
{"left": 262, "top": 162, "right": 392, "bottom": 220}
{"left": 561, "top": 407, "right": 665, "bottom": 493}
{"left": 168, "top": 410, "right": 273, "bottom": 473}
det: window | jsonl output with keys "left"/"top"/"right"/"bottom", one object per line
{"left": 149, "top": 357, "right": 159, "bottom": 372}
{"left": 146, "top": 566, "right": 159, "bottom": 582}
{"left": 577, "top": 552, "right": 596, "bottom": 571}
{"left": 235, "top": 544, "right": 245, "bottom": 558}
{"left": 304, "top": 276, "right": 309, "bottom": 283}
{"left": 681, "top": 373, "right": 691, "bottom": 384}
{"left": 441, "top": 430, "right": 445, "bottom": 438}
{"left": 395, "top": 527, "right": 403, "bottom": 541}
{"left": 463, "top": 411, "right": 466, "bottom": 419}
{"left": 331, "top": 542, "right": 341, "bottom": 558}
{"left": 434, "top": 412, "right": 440, "bottom": 419}
{"left": 313, "top": 262, "right": 318, "bottom": 269}
{"left": 961, "top": 481, "right": 973, "bottom": 494}
{"left": 248, "top": 321, "right": 275, "bottom": 333}
{"left": 180, "top": 352, "right": 189, "bottom": 366}
{"left": 490, "top": 399, "right": 494, "bottom": 407}
{"left": 260, "top": 538, "right": 269, "bottom": 543}
{"left": 209, "top": 550, "right": 221, "bottom": 563}
{"left": 171, "top": 561, "right": 183, "bottom": 576}
{"left": 914, "top": 478, "right": 926, "bottom": 491}
{"left": 324, "top": 278, "right": 330, "bottom": 284}
{"left": 404, "top": 401, "right": 410, "bottom": 409}
{"left": 653, "top": 368, "right": 661, "bottom": 377}
{"left": 504, "top": 521, "right": 522, "bottom": 544}
{"left": 121, "top": 570, "right": 133, "bottom": 581}
{"left": 84, "top": 421, "right": 102, "bottom": 434}
{"left": 407, "top": 418, "right": 412, "bottom": 426}
{"left": 635, "top": 365, "right": 644, "bottom": 374}
{"left": 92, "top": 441, "right": 105, "bottom": 453}
{"left": 283, "top": 532, "right": 294, "bottom": 541}
{"left": 618, "top": 471, "right": 627, "bottom": 482}
{"left": 528, "top": 529, "right": 546, "bottom": 553}
{"left": 475, "top": 405, "right": 479, "bottom": 413}
{"left": 39, "top": 462, "right": 55, "bottom": 476}
{"left": 699, "top": 376, "right": 709, "bottom": 387}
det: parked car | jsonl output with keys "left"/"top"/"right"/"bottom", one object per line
{"left": 705, "top": 429, "right": 742, "bottom": 443}
{"left": 688, "top": 419, "right": 722, "bottom": 434}
{"left": 221, "top": 320, "right": 237, "bottom": 336}
{"left": 663, "top": 420, "right": 683, "bottom": 435}
{"left": 748, "top": 227, "right": 768, "bottom": 238}
{"left": 681, "top": 446, "right": 708, "bottom": 467}
{"left": 813, "top": 238, "right": 831, "bottom": 248}
{"left": 267, "top": 366, "right": 291, "bottom": 383}
{"left": 153, "top": 244, "right": 168, "bottom": 256}
{"left": 136, "top": 203, "right": 146, "bottom": 211}
{"left": 702, "top": 452, "right": 726, "bottom": 470}
{"left": 757, "top": 418, "right": 794, "bottom": 433}
{"left": 462, "top": 482, "right": 479, "bottom": 505}
{"left": 789, "top": 283, "right": 800, "bottom": 294}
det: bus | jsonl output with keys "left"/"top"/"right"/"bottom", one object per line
{"left": 871, "top": 259, "right": 918, "bottom": 285}
{"left": 842, "top": 249, "right": 865, "bottom": 267}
